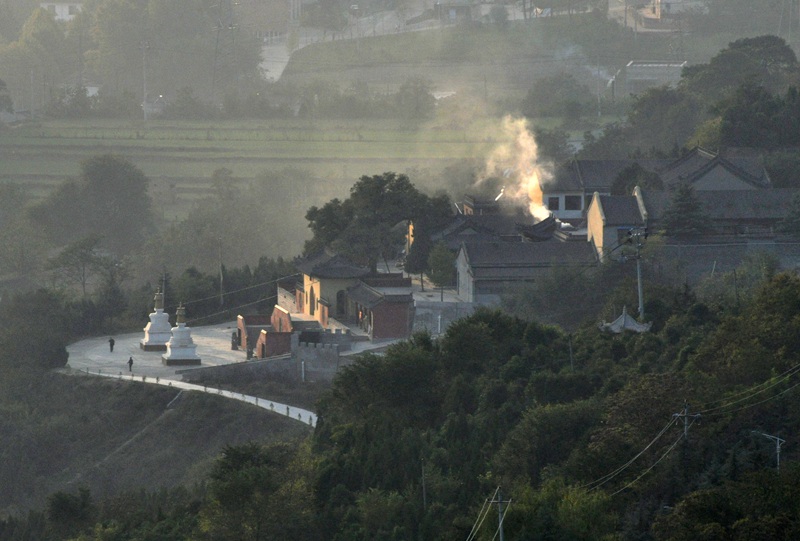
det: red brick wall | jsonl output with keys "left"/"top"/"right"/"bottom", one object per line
{"left": 237, "top": 314, "right": 271, "bottom": 350}
{"left": 255, "top": 331, "right": 292, "bottom": 358}
{"left": 271, "top": 306, "right": 292, "bottom": 333}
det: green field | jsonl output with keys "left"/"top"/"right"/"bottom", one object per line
{"left": 0, "top": 117, "right": 497, "bottom": 186}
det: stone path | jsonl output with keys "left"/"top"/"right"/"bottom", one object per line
{"left": 66, "top": 322, "right": 317, "bottom": 427}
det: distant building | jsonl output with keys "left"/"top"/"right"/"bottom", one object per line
{"left": 541, "top": 147, "right": 772, "bottom": 223}
{"left": 656, "top": 0, "right": 708, "bottom": 18}
{"left": 624, "top": 61, "right": 687, "bottom": 96}
{"left": 39, "top": 2, "right": 82, "bottom": 21}
{"left": 456, "top": 240, "right": 597, "bottom": 304}
{"left": 235, "top": 0, "right": 302, "bottom": 43}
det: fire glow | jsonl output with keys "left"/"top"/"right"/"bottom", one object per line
{"left": 479, "top": 116, "right": 552, "bottom": 221}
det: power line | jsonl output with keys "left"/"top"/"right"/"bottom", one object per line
{"left": 186, "top": 294, "right": 277, "bottom": 324}
{"left": 703, "top": 378, "right": 800, "bottom": 418}
{"left": 697, "top": 362, "right": 800, "bottom": 416}
{"left": 585, "top": 417, "right": 678, "bottom": 490}
{"left": 465, "top": 487, "right": 499, "bottom": 541}
{"left": 164, "top": 272, "right": 300, "bottom": 310}
{"left": 610, "top": 426, "right": 688, "bottom": 496}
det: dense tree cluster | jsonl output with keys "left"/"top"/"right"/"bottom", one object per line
{"left": 304, "top": 172, "right": 452, "bottom": 272}
{"left": 575, "top": 35, "right": 800, "bottom": 171}
{"left": 0, "top": 1, "right": 262, "bottom": 115}
{"left": 5, "top": 270, "right": 800, "bottom": 539}
{"left": 32, "top": 154, "right": 154, "bottom": 255}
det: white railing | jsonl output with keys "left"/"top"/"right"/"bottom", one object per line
{"left": 80, "top": 368, "right": 317, "bottom": 427}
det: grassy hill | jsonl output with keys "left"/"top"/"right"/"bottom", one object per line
{"left": 0, "top": 372, "right": 316, "bottom": 516}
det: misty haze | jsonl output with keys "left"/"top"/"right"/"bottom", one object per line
{"left": 2, "top": 0, "right": 800, "bottom": 539}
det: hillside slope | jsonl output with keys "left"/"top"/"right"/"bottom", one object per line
{"left": 0, "top": 373, "right": 312, "bottom": 515}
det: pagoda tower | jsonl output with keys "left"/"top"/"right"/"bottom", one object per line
{"left": 162, "top": 303, "right": 201, "bottom": 366}
{"left": 140, "top": 287, "right": 171, "bottom": 351}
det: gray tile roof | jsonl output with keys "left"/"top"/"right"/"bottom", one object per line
{"left": 698, "top": 189, "right": 795, "bottom": 221}
{"left": 347, "top": 282, "right": 412, "bottom": 308}
{"left": 598, "top": 195, "right": 644, "bottom": 226}
{"left": 461, "top": 240, "right": 597, "bottom": 280}
{"left": 640, "top": 189, "right": 797, "bottom": 224}
{"left": 432, "top": 212, "right": 529, "bottom": 250}
{"left": 657, "top": 148, "right": 770, "bottom": 189}
{"left": 295, "top": 248, "right": 371, "bottom": 279}
{"left": 546, "top": 159, "right": 670, "bottom": 193}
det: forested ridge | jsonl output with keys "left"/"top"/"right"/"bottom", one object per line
{"left": 4, "top": 270, "right": 800, "bottom": 540}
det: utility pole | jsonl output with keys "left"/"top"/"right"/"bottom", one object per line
{"left": 140, "top": 40, "right": 150, "bottom": 121}
{"left": 626, "top": 226, "right": 648, "bottom": 320}
{"left": 753, "top": 431, "right": 786, "bottom": 471}
{"left": 490, "top": 489, "right": 511, "bottom": 541}
{"left": 212, "top": 0, "right": 239, "bottom": 102}
{"left": 673, "top": 402, "right": 701, "bottom": 439}
{"left": 421, "top": 458, "right": 427, "bottom": 511}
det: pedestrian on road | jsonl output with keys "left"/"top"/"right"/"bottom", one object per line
{"left": 127, "top": 356, "right": 133, "bottom": 372}
{"left": 109, "top": 337, "right": 115, "bottom": 352}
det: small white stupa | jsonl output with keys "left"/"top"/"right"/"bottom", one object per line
{"left": 162, "top": 303, "right": 201, "bottom": 366}
{"left": 140, "top": 287, "right": 172, "bottom": 351}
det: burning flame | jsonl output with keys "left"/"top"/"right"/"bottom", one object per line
{"left": 477, "top": 116, "right": 552, "bottom": 221}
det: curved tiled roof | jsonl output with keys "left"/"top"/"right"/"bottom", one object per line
{"left": 295, "top": 249, "right": 371, "bottom": 279}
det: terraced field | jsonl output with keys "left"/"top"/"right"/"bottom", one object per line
{"left": 0, "top": 117, "right": 498, "bottom": 218}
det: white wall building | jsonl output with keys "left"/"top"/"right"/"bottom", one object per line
{"left": 40, "top": 2, "right": 82, "bottom": 21}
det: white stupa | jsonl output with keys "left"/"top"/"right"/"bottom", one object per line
{"left": 162, "top": 303, "right": 201, "bottom": 366}
{"left": 140, "top": 287, "right": 172, "bottom": 351}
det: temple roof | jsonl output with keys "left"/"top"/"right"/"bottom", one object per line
{"left": 347, "top": 282, "right": 413, "bottom": 309}
{"left": 459, "top": 240, "right": 597, "bottom": 281}
{"left": 295, "top": 248, "right": 371, "bottom": 279}
{"left": 596, "top": 195, "right": 645, "bottom": 226}
{"left": 600, "top": 306, "right": 651, "bottom": 333}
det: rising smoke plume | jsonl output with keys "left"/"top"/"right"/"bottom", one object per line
{"left": 475, "top": 116, "right": 553, "bottom": 221}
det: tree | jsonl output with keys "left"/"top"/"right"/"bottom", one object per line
{"left": 533, "top": 126, "right": 573, "bottom": 163}
{"left": 610, "top": 163, "right": 663, "bottom": 195}
{"left": 766, "top": 149, "right": 800, "bottom": 189}
{"left": 718, "top": 82, "right": 783, "bottom": 149}
{"left": 660, "top": 183, "right": 705, "bottom": 237}
{"left": 683, "top": 35, "right": 799, "bottom": 101}
{"left": 304, "top": 172, "right": 440, "bottom": 272}
{"left": 0, "top": 78, "right": 12, "bottom": 112}
{"left": 197, "top": 442, "right": 318, "bottom": 541}
{"left": 395, "top": 77, "right": 435, "bottom": 120}
{"left": 34, "top": 154, "right": 154, "bottom": 255}
{"left": 426, "top": 241, "right": 455, "bottom": 301}
{"left": 521, "top": 72, "right": 592, "bottom": 120}
{"left": 778, "top": 193, "right": 800, "bottom": 237}
{"left": 626, "top": 86, "right": 704, "bottom": 153}
{"left": 489, "top": 4, "right": 509, "bottom": 27}
{"left": 88, "top": 0, "right": 262, "bottom": 101}
{"left": 399, "top": 192, "right": 452, "bottom": 288}
{"left": 45, "top": 487, "right": 94, "bottom": 539}
{"left": 46, "top": 236, "right": 103, "bottom": 297}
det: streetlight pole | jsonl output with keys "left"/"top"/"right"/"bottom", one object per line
{"left": 754, "top": 432, "right": 786, "bottom": 471}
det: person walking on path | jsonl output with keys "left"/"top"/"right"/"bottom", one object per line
{"left": 127, "top": 356, "right": 133, "bottom": 372}
{"left": 109, "top": 338, "right": 115, "bottom": 352}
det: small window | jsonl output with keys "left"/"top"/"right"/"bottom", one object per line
{"left": 565, "top": 195, "right": 582, "bottom": 211}
{"left": 547, "top": 197, "right": 560, "bottom": 211}
{"left": 68, "top": 5, "right": 79, "bottom": 14}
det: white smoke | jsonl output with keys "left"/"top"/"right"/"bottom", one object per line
{"left": 475, "top": 116, "right": 552, "bottom": 221}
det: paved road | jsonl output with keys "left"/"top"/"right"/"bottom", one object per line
{"left": 66, "top": 322, "right": 317, "bottom": 427}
